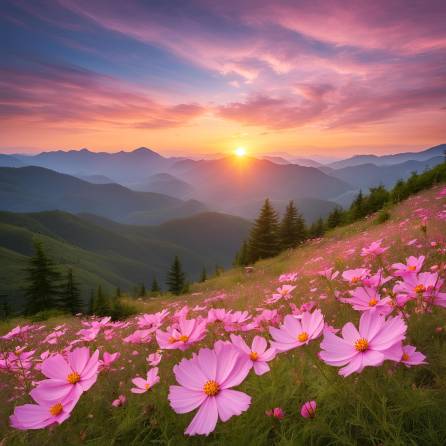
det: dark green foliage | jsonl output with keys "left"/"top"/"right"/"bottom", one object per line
{"left": 23, "top": 241, "right": 61, "bottom": 315}
{"left": 151, "top": 277, "right": 160, "bottom": 293}
{"left": 309, "top": 218, "right": 325, "bottom": 238}
{"left": 326, "top": 206, "right": 343, "bottom": 229}
{"left": 234, "top": 240, "right": 251, "bottom": 266}
{"left": 109, "top": 300, "right": 138, "bottom": 320}
{"left": 166, "top": 256, "right": 186, "bottom": 295}
{"left": 29, "top": 308, "right": 66, "bottom": 322}
{"left": 200, "top": 267, "right": 207, "bottom": 282}
{"left": 88, "top": 289, "right": 95, "bottom": 315}
{"left": 116, "top": 287, "right": 121, "bottom": 298}
{"left": 248, "top": 199, "right": 281, "bottom": 262}
{"left": 349, "top": 190, "right": 366, "bottom": 220}
{"left": 139, "top": 283, "right": 146, "bottom": 297}
{"left": 279, "top": 200, "right": 307, "bottom": 250}
{"left": 375, "top": 209, "right": 391, "bottom": 224}
{"left": 93, "top": 285, "right": 111, "bottom": 316}
{"left": 0, "top": 295, "right": 10, "bottom": 320}
{"left": 60, "top": 268, "right": 83, "bottom": 314}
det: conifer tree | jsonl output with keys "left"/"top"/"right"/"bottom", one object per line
{"left": 309, "top": 218, "right": 325, "bottom": 238}
{"left": 140, "top": 283, "right": 146, "bottom": 297}
{"left": 200, "top": 267, "right": 207, "bottom": 282}
{"left": 166, "top": 256, "right": 186, "bottom": 295}
{"left": 234, "top": 240, "right": 251, "bottom": 266}
{"left": 24, "top": 241, "right": 61, "bottom": 315}
{"left": 279, "top": 200, "right": 306, "bottom": 250}
{"left": 60, "top": 268, "right": 83, "bottom": 314}
{"left": 350, "top": 190, "right": 365, "bottom": 220}
{"left": 327, "top": 207, "right": 343, "bottom": 229}
{"left": 151, "top": 277, "right": 160, "bottom": 294}
{"left": 248, "top": 199, "right": 280, "bottom": 262}
{"left": 93, "top": 285, "right": 111, "bottom": 316}
{"left": 88, "top": 289, "right": 95, "bottom": 315}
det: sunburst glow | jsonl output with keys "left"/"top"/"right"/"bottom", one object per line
{"left": 235, "top": 147, "right": 247, "bottom": 157}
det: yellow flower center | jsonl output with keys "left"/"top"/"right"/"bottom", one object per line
{"left": 168, "top": 336, "right": 177, "bottom": 344}
{"left": 408, "top": 265, "right": 416, "bottom": 271}
{"left": 178, "top": 335, "right": 189, "bottom": 343}
{"left": 351, "top": 277, "right": 361, "bottom": 283}
{"left": 368, "top": 298, "right": 378, "bottom": 307}
{"left": 250, "top": 351, "right": 259, "bottom": 361}
{"left": 203, "top": 380, "right": 220, "bottom": 396}
{"left": 49, "top": 402, "right": 63, "bottom": 417}
{"left": 297, "top": 332, "right": 309, "bottom": 343}
{"left": 402, "top": 353, "right": 410, "bottom": 361}
{"left": 354, "top": 338, "right": 369, "bottom": 352}
{"left": 414, "top": 284, "right": 426, "bottom": 293}
{"left": 67, "top": 371, "right": 81, "bottom": 384}
{"left": 145, "top": 383, "right": 151, "bottom": 390}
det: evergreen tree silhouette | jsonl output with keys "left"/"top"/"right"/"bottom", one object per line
{"left": 151, "top": 277, "right": 160, "bottom": 293}
{"left": 279, "top": 200, "right": 306, "bottom": 249}
{"left": 166, "top": 256, "right": 186, "bottom": 295}
{"left": 200, "top": 267, "right": 207, "bottom": 282}
{"left": 24, "top": 241, "right": 61, "bottom": 315}
{"left": 60, "top": 268, "right": 83, "bottom": 314}
{"left": 248, "top": 199, "right": 280, "bottom": 262}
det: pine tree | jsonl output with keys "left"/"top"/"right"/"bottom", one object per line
{"left": 88, "top": 289, "right": 95, "bottom": 315}
{"left": 93, "top": 285, "right": 111, "bottom": 316}
{"left": 24, "top": 241, "right": 61, "bottom": 315}
{"left": 248, "top": 199, "right": 280, "bottom": 262}
{"left": 327, "top": 207, "right": 343, "bottom": 229}
{"left": 60, "top": 268, "right": 83, "bottom": 314}
{"left": 151, "top": 277, "right": 160, "bottom": 293}
{"left": 309, "top": 218, "right": 325, "bottom": 238}
{"left": 234, "top": 240, "right": 251, "bottom": 266}
{"left": 200, "top": 267, "right": 207, "bottom": 282}
{"left": 140, "top": 283, "right": 146, "bottom": 297}
{"left": 166, "top": 256, "right": 186, "bottom": 295}
{"left": 279, "top": 200, "right": 306, "bottom": 250}
{"left": 350, "top": 190, "right": 365, "bottom": 220}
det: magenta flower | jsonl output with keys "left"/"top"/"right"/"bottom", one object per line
{"left": 392, "top": 256, "right": 425, "bottom": 277}
{"left": 300, "top": 400, "right": 317, "bottom": 418}
{"left": 400, "top": 345, "right": 427, "bottom": 367}
{"left": 168, "top": 342, "right": 251, "bottom": 436}
{"left": 341, "top": 287, "right": 393, "bottom": 314}
{"left": 361, "top": 240, "right": 388, "bottom": 258}
{"left": 267, "top": 285, "right": 296, "bottom": 304}
{"left": 230, "top": 334, "right": 276, "bottom": 375}
{"left": 147, "top": 352, "right": 162, "bottom": 366}
{"left": 269, "top": 309, "right": 324, "bottom": 352}
{"left": 278, "top": 272, "right": 298, "bottom": 283}
{"left": 319, "top": 311, "right": 406, "bottom": 376}
{"left": 101, "top": 352, "right": 120, "bottom": 369}
{"left": 266, "top": 407, "right": 284, "bottom": 419}
{"left": 342, "top": 268, "right": 369, "bottom": 284}
{"left": 30, "top": 347, "right": 100, "bottom": 405}
{"left": 131, "top": 367, "right": 160, "bottom": 393}
{"left": 156, "top": 317, "right": 207, "bottom": 351}
{"left": 394, "top": 272, "right": 446, "bottom": 307}
{"left": 112, "top": 394, "right": 126, "bottom": 407}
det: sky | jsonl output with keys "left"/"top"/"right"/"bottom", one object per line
{"left": 1, "top": 0, "right": 445, "bottom": 158}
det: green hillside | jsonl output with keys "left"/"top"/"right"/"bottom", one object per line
{"left": 0, "top": 211, "right": 251, "bottom": 310}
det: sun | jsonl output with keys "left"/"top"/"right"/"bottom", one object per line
{"left": 234, "top": 147, "right": 247, "bottom": 157}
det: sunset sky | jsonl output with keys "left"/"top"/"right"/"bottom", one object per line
{"left": 1, "top": 0, "right": 445, "bottom": 157}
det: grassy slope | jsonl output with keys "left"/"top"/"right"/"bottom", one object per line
{"left": 1, "top": 186, "right": 446, "bottom": 445}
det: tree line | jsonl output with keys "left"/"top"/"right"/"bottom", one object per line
{"left": 18, "top": 243, "right": 207, "bottom": 318}
{"left": 235, "top": 162, "right": 446, "bottom": 265}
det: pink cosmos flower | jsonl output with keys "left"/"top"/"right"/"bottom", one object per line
{"left": 207, "top": 308, "right": 232, "bottom": 324}
{"left": 318, "top": 268, "right": 339, "bottom": 280}
{"left": 147, "top": 352, "right": 162, "bottom": 366}
{"left": 266, "top": 407, "right": 284, "bottom": 419}
{"left": 137, "top": 310, "right": 169, "bottom": 329}
{"left": 230, "top": 334, "right": 276, "bottom": 375}
{"left": 123, "top": 329, "right": 152, "bottom": 344}
{"left": 131, "top": 367, "right": 160, "bottom": 393}
{"left": 112, "top": 394, "right": 126, "bottom": 407}
{"left": 168, "top": 342, "right": 251, "bottom": 436}
{"left": 10, "top": 392, "right": 80, "bottom": 430}
{"left": 101, "top": 352, "right": 120, "bottom": 370}
{"left": 361, "top": 240, "right": 388, "bottom": 258}
{"left": 267, "top": 285, "right": 296, "bottom": 304}
{"left": 400, "top": 345, "right": 427, "bottom": 367}
{"left": 223, "top": 311, "right": 252, "bottom": 332}
{"left": 269, "top": 309, "right": 324, "bottom": 352}
{"left": 319, "top": 311, "right": 406, "bottom": 377}
{"left": 30, "top": 347, "right": 100, "bottom": 405}
{"left": 342, "top": 268, "right": 369, "bottom": 284}
{"left": 300, "top": 400, "right": 317, "bottom": 418}
{"left": 392, "top": 256, "right": 425, "bottom": 277}
{"left": 279, "top": 272, "right": 298, "bottom": 283}
{"left": 394, "top": 272, "right": 446, "bottom": 307}
{"left": 156, "top": 317, "right": 207, "bottom": 351}
{"left": 340, "top": 287, "right": 393, "bottom": 314}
